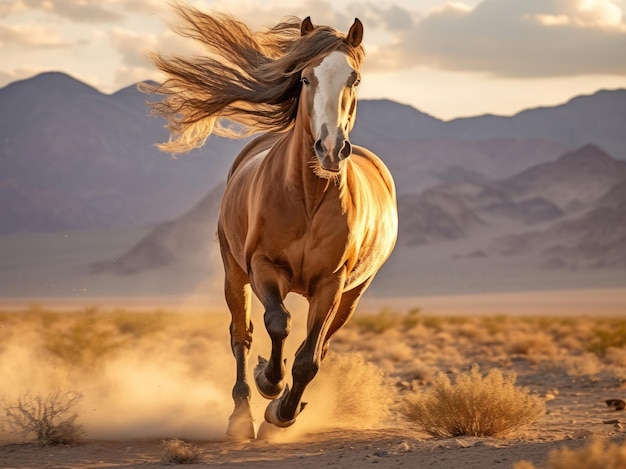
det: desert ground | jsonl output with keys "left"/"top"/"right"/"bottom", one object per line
{"left": 0, "top": 301, "right": 625, "bottom": 468}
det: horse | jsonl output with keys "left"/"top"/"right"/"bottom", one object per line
{"left": 142, "top": 4, "right": 398, "bottom": 439}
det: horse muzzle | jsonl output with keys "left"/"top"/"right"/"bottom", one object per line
{"left": 314, "top": 136, "right": 352, "bottom": 173}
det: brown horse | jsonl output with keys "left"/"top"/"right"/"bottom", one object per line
{"left": 142, "top": 5, "right": 397, "bottom": 439}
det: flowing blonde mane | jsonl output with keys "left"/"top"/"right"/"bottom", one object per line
{"left": 141, "top": 4, "right": 365, "bottom": 153}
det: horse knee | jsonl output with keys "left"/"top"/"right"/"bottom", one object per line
{"left": 264, "top": 306, "right": 290, "bottom": 341}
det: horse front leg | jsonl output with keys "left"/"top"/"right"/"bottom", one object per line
{"left": 264, "top": 271, "right": 345, "bottom": 427}
{"left": 249, "top": 261, "right": 291, "bottom": 400}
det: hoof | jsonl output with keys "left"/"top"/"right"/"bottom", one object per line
{"left": 227, "top": 407, "right": 256, "bottom": 440}
{"left": 263, "top": 385, "right": 306, "bottom": 428}
{"left": 264, "top": 398, "right": 296, "bottom": 428}
{"left": 254, "top": 356, "right": 284, "bottom": 399}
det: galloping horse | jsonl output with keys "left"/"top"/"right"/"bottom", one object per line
{"left": 142, "top": 5, "right": 398, "bottom": 439}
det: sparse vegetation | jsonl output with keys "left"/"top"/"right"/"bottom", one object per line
{"left": 161, "top": 438, "right": 202, "bottom": 464}
{"left": 1, "top": 390, "right": 84, "bottom": 445}
{"left": 514, "top": 438, "right": 626, "bottom": 469}
{"left": 1, "top": 305, "right": 625, "bottom": 461}
{"left": 401, "top": 366, "right": 545, "bottom": 437}
{"left": 350, "top": 309, "right": 400, "bottom": 333}
{"left": 587, "top": 320, "right": 626, "bottom": 356}
{"left": 43, "top": 317, "right": 125, "bottom": 368}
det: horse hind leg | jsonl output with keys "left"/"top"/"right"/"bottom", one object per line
{"left": 221, "top": 245, "right": 256, "bottom": 439}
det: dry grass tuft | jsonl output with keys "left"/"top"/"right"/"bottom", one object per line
{"left": 1, "top": 390, "right": 85, "bottom": 445}
{"left": 161, "top": 438, "right": 202, "bottom": 464}
{"left": 401, "top": 365, "right": 545, "bottom": 438}
{"left": 514, "top": 438, "right": 626, "bottom": 469}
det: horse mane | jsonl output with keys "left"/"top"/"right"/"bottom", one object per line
{"left": 140, "top": 4, "right": 365, "bottom": 153}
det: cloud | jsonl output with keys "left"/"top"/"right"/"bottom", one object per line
{"left": 22, "top": 0, "right": 124, "bottom": 23}
{"left": 367, "top": 0, "right": 626, "bottom": 78}
{"left": 0, "top": 1, "right": 25, "bottom": 18}
{"left": 0, "top": 22, "right": 85, "bottom": 48}
{"left": 345, "top": 3, "right": 415, "bottom": 31}
{"left": 200, "top": 0, "right": 350, "bottom": 30}
{"left": 109, "top": 28, "right": 158, "bottom": 68}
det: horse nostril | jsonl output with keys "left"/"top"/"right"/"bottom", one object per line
{"left": 314, "top": 139, "right": 324, "bottom": 157}
{"left": 339, "top": 140, "right": 352, "bottom": 160}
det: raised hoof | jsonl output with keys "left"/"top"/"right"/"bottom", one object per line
{"left": 226, "top": 408, "right": 256, "bottom": 440}
{"left": 254, "top": 356, "right": 284, "bottom": 400}
{"left": 264, "top": 398, "right": 296, "bottom": 428}
{"left": 263, "top": 385, "right": 306, "bottom": 429}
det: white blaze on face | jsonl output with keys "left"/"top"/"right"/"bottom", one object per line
{"left": 311, "top": 51, "right": 356, "bottom": 149}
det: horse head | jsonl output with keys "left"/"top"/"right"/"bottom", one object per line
{"left": 299, "top": 17, "right": 363, "bottom": 175}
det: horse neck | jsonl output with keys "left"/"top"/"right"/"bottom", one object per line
{"left": 283, "top": 113, "right": 346, "bottom": 211}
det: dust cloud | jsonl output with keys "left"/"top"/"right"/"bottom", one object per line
{"left": 0, "top": 295, "right": 395, "bottom": 443}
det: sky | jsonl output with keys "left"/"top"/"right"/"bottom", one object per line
{"left": 1, "top": 0, "right": 626, "bottom": 120}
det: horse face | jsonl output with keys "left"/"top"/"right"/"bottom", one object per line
{"left": 301, "top": 50, "right": 360, "bottom": 174}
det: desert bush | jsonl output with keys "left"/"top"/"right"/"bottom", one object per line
{"left": 562, "top": 353, "right": 604, "bottom": 376}
{"left": 43, "top": 317, "right": 125, "bottom": 368}
{"left": 401, "top": 365, "right": 545, "bottom": 437}
{"left": 350, "top": 310, "right": 400, "bottom": 334}
{"left": 161, "top": 438, "right": 201, "bottom": 464}
{"left": 586, "top": 320, "right": 626, "bottom": 356}
{"left": 1, "top": 390, "right": 84, "bottom": 445}
{"left": 402, "top": 308, "right": 422, "bottom": 330}
{"left": 506, "top": 331, "right": 557, "bottom": 357}
{"left": 514, "top": 438, "right": 626, "bottom": 469}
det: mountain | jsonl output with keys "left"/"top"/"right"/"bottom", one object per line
{"left": 441, "top": 89, "right": 626, "bottom": 159}
{"left": 469, "top": 144, "right": 626, "bottom": 226}
{"left": 489, "top": 174, "right": 626, "bottom": 268}
{"left": 2, "top": 72, "right": 626, "bottom": 235}
{"left": 100, "top": 143, "right": 626, "bottom": 274}
{"left": 398, "top": 188, "right": 486, "bottom": 246}
{"left": 91, "top": 183, "right": 225, "bottom": 275}
{"left": 0, "top": 72, "right": 241, "bottom": 234}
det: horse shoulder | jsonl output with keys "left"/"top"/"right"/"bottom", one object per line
{"left": 350, "top": 145, "right": 396, "bottom": 197}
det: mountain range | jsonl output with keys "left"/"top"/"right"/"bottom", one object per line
{"left": 2, "top": 72, "right": 626, "bottom": 297}
{"left": 1, "top": 72, "right": 626, "bottom": 235}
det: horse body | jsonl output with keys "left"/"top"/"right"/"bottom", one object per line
{"left": 220, "top": 134, "right": 396, "bottom": 299}
{"left": 143, "top": 6, "right": 397, "bottom": 439}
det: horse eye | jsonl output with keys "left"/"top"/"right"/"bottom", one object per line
{"left": 301, "top": 77, "right": 310, "bottom": 86}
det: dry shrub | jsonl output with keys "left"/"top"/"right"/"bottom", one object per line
{"left": 605, "top": 347, "right": 626, "bottom": 370}
{"left": 506, "top": 331, "right": 557, "bottom": 357}
{"left": 514, "top": 438, "right": 626, "bottom": 469}
{"left": 350, "top": 310, "right": 400, "bottom": 334}
{"left": 1, "top": 390, "right": 84, "bottom": 445}
{"left": 401, "top": 366, "right": 545, "bottom": 437}
{"left": 42, "top": 317, "right": 124, "bottom": 369}
{"left": 562, "top": 353, "right": 604, "bottom": 376}
{"left": 587, "top": 321, "right": 626, "bottom": 356}
{"left": 161, "top": 438, "right": 201, "bottom": 464}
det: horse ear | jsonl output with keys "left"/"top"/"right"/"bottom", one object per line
{"left": 301, "top": 17, "right": 315, "bottom": 36}
{"left": 347, "top": 18, "right": 363, "bottom": 47}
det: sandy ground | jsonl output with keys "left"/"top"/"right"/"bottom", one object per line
{"left": 1, "top": 308, "right": 625, "bottom": 468}
{"left": 0, "top": 430, "right": 617, "bottom": 469}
